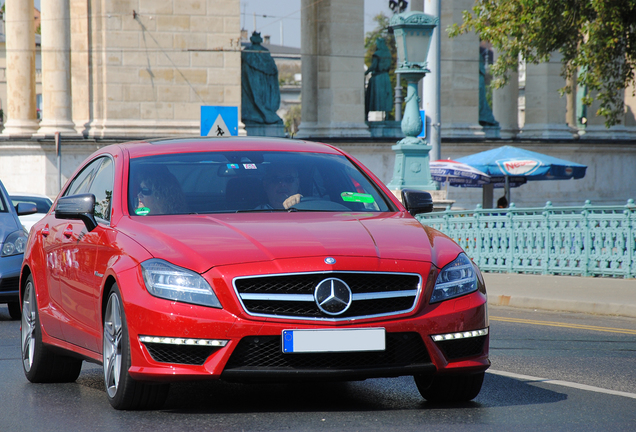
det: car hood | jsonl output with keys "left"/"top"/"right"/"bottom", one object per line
{"left": 116, "top": 212, "right": 448, "bottom": 274}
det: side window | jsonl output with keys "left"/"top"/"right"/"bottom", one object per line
{"left": 88, "top": 158, "right": 114, "bottom": 222}
{"left": 65, "top": 158, "right": 102, "bottom": 197}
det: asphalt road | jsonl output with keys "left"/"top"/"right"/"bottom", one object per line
{"left": 1, "top": 304, "right": 635, "bottom": 431}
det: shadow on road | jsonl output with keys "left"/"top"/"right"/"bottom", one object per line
{"left": 75, "top": 366, "right": 567, "bottom": 413}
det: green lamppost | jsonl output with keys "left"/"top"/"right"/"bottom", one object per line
{"left": 387, "top": 11, "right": 438, "bottom": 192}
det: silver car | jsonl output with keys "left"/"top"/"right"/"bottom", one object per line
{"left": 9, "top": 193, "right": 53, "bottom": 232}
{"left": 0, "top": 181, "right": 36, "bottom": 320}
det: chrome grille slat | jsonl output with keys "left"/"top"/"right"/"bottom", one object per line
{"left": 352, "top": 289, "right": 418, "bottom": 300}
{"left": 239, "top": 293, "right": 315, "bottom": 302}
{"left": 233, "top": 271, "right": 422, "bottom": 321}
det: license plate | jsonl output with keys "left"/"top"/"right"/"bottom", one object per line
{"left": 281, "top": 328, "right": 386, "bottom": 353}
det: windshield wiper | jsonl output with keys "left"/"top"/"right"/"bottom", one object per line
{"left": 287, "top": 208, "right": 328, "bottom": 212}
{"left": 189, "top": 210, "right": 236, "bottom": 215}
{"left": 235, "top": 208, "right": 294, "bottom": 213}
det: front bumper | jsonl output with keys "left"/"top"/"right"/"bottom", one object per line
{"left": 118, "top": 257, "right": 490, "bottom": 383}
{"left": 0, "top": 254, "right": 23, "bottom": 303}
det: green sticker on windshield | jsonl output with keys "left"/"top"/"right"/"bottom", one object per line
{"left": 135, "top": 207, "right": 150, "bottom": 216}
{"left": 341, "top": 192, "right": 375, "bottom": 203}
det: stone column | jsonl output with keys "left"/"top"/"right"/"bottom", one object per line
{"left": 2, "top": 0, "right": 39, "bottom": 137}
{"left": 581, "top": 89, "right": 633, "bottom": 139}
{"left": 492, "top": 53, "right": 519, "bottom": 139}
{"left": 440, "top": 0, "right": 483, "bottom": 138}
{"left": 296, "top": 0, "right": 370, "bottom": 138}
{"left": 623, "top": 84, "right": 636, "bottom": 139}
{"left": 36, "top": 0, "right": 78, "bottom": 137}
{"left": 521, "top": 53, "right": 574, "bottom": 139}
{"left": 70, "top": 0, "right": 90, "bottom": 136}
{"left": 81, "top": 0, "right": 241, "bottom": 138}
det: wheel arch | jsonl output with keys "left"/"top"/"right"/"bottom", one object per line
{"left": 101, "top": 275, "right": 119, "bottom": 325}
{"left": 20, "top": 265, "right": 33, "bottom": 302}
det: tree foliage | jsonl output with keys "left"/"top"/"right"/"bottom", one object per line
{"left": 449, "top": 0, "right": 636, "bottom": 127}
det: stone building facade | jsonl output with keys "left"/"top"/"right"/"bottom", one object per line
{"left": 0, "top": 0, "right": 241, "bottom": 196}
{"left": 73, "top": 0, "right": 241, "bottom": 138}
{"left": 1, "top": 0, "right": 241, "bottom": 139}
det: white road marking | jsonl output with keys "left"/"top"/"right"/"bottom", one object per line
{"left": 488, "top": 369, "right": 636, "bottom": 400}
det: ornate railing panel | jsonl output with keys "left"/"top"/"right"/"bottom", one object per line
{"left": 418, "top": 200, "right": 636, "bottom": 278}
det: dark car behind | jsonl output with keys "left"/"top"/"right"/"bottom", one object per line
{"left": 0, "top": 180, "right": 36, "bottom": 319}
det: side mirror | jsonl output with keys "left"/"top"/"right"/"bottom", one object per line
{"left": 401, "top": 189, "right": 434, "bottom": 216}
{"left": 55, "top": 194, "right": 98, "bottom": 231}
{"left": 16, "top": 202, "right": 38, "bottom": 216}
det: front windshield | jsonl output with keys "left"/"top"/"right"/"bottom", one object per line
{"left": 128, "top": 151, "right": 393, "bottom": 215}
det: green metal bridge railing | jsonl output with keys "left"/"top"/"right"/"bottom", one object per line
{"left": 417, "top": 200, "right": 636, "bottom": 278}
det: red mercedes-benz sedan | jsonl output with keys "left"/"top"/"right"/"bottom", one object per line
{"left": 20, "top": 137, "right": 489, "bottom": 410}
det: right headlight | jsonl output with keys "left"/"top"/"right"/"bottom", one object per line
{"left": 430, "top": 253, "right": 478, "bottom": 303}
{"left": 141, "top": 259, "right": 222, "bottom": 308}
{"left": 2, "top": 230, "right": 28, "bottom": 256}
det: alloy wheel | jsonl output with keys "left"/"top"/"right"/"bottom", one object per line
{"left": 21, "top": 280, "right": 36, "bottom": 372}
{"left": 103, "top": 292, "right": 123, "bottom": 398}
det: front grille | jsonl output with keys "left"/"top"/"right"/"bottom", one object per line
{"left": 435, "top": 335, "right": 487, "bottom": 360}
{"left": 234, "top": 272, "right": 421, "bottom": 320}
{"left": 143, "top": 342, "right": 220, "bottom": 365}
{"left": 0, "top": 277, "right": 19, "bottom": 293}
{"left": 224, "top": 332, "right": 430, "bottom": 370}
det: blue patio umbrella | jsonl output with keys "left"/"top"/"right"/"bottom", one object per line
{"left": 456, "top": 146, "right": 587, "bottom": 206}
{"left": 429, "top": 160, "right": 491, "bottom": 187}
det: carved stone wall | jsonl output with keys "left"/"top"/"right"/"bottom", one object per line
{"left": 81, "top": 0, "right": 241, "bottom": 138}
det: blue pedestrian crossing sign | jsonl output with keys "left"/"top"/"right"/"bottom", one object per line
{"left": 201, "top": 106, "right": 238, "bottom": 137}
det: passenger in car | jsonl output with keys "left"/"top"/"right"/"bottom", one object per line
{"left": 135, "top": 166, "right": 186, "bottom": 215}
{"left": 261, "top": 165, "right": 303, "bottom": 210}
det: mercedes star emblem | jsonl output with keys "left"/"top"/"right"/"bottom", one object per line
{"left": 314, "top": 278, "right": 352, "bottom": 315}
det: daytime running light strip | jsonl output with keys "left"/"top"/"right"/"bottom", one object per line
{"left": 139, "top": 335, "right": 228, "bottom": 347}
{"left": 431, "top": 328, "right": 488, "bottom": 342}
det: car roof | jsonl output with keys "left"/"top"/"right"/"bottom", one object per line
{"left": 114, "top": 137, "right": 345, "bottom": 159}
{"left": 9, "top": 192, "right": 53, "bottom": 201}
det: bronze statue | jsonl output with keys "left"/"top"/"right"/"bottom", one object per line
{"left": 479, "top": 47, "right": 498, "bottom": 127}
{"left": 241, "top": 32, "right": 283, "bottom": 126}
{"left": 365, "top": 38, "right": 393, "bottom": 115}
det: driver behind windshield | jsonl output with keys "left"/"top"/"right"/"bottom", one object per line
{"left": 135, "top": 166, "right": 186, "bottom": 215}
{"left": 260, "top": 164, "right": 303, "bottom": 210}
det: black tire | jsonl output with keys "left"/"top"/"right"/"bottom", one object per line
{"left": 8, "top": 301, "right": 21, "bottom": 320}
{"left": 103, "top": 284, "right": 169, "bottom": 410}
{"left": 415, "top": 372, "right": 485, "bottom": 403}
{"left": 21, "top": 275, "right": 83, "bottom": 383}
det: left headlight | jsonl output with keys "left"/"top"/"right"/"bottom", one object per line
{"left": 430, "top": 253, "right": 478, "bottom": 303}
{"left": 2, "top": 230, "right": 28, "bottom": 256}
{"left": 141, "top": 259, "right": 222, "bottom": 308}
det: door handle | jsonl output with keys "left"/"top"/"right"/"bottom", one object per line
{"left": 63, "top": 225, "right": 74, "bottom": 238}
{"left": 42, "top": 225, "right": 50, "bottom": 237}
